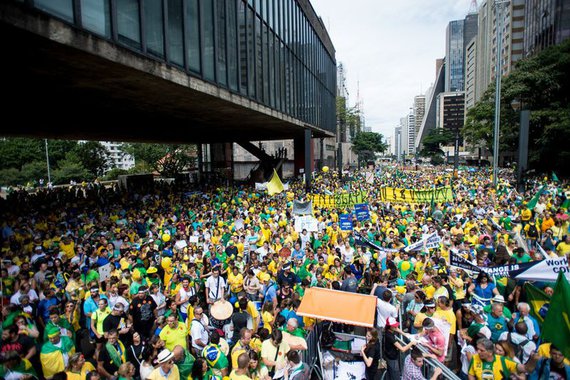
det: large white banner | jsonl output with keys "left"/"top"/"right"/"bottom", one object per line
{"left": 509, "top": 256, "right": 570, "bottom": 282}
{"left": 450, "top": 253, "right": 570, "bottom": 282}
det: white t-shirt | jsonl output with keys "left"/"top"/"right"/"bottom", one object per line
{"left": 376, "top": 299, "right": 397, "bottom": 328}
{"left": 177, "top": 286, "right": 195, "bottom": 311}
{"left": 190, "top": 319, "right": 209, "bottom": 352}
{"left": 205, "top": 275, "right": 226, "bottom": 302}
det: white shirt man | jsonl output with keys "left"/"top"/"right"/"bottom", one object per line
{"left": 190, "top": 307, "right": 209, "bottom": 352}
{"left": 205, "top": 268, "right": 226, "bottom": 304}
{"left": 376, "top": 290, "right": 397, "bottom": 329}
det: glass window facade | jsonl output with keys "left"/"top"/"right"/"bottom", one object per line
{"left": 27, "top": 0, "right": 337, "bottom": 134}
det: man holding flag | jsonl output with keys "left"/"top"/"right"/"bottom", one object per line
{"left": 40, "top": 324, "right": 76, "bottom": 379}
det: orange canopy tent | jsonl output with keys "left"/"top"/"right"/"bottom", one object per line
{"left": 297, "top": 287, "right": 377, "bottom": 328}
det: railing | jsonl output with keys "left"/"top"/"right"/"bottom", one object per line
{"left": 394, "top": 334, "right": 461, "bottom": 380}
{"left": 302, "top": 323, "right": 322, "bottom": 379}
{"left": 397, "top": 307, "right": 461, "bottom": 380}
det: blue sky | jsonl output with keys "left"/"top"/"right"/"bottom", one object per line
{"left": 311, "top": 0, "right": 473, "bottom": 142}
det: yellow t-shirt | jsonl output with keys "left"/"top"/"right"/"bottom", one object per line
{"left": 159, "top": 322, "right": 189, "bottom": 351}
{"left": 556, "top": 242, "right": 570, "bottom": 256}
{"left": 423, "top": 285, "right": 436, "bottom": 300}
{"left": 230, "top": 370, "right": 252, "bottom": 380}
{"left": 449, "top": 276, "right": 465, "bottom": 300}
{"left": 228, "top": 272, "right": 244, "bottom": 294}
{"left": 262, "top": 311, "right": 274, "bottom": 333}
{"left": 66, "top": 362, "right": 96, "bottom": 380}
{"left": 468, "top": 354, "right": 517, "bottom": 380}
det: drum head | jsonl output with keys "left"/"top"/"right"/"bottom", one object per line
{"left": 211, "top": 300, "right": 233, "bottom": 320}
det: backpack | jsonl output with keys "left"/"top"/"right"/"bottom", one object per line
{"left": 527, "top": 224, "right": 538, "bottom": 238}
{"left": 508, "top": 332, "right": 530, "bottom": 363}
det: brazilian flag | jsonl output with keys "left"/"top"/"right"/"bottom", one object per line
{"left": 496, "top": 277, "right": 508, "bottom": 296}
{"left": 40, "top": 335, "right": 76, "bottom": 378}
{"left": 542, "top": 273, "right": 570, "bottom": 359}
{"left": 524, "top": 282, "right": 551, "bottom": 325}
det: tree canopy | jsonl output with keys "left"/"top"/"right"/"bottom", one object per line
{"left": 351, "top": 132, "right": 388, "bottom": 162}
{"left": 0, "top": 138, "right": 123, "bottom": 186}
{"left": 462, "top": 39, "right": 570, "bottom": 174}
{"left": 420, "top": 129, "right": 454, "bottom": 165}
{"left": 122, "top": 143, "right": 197, "bottom": 177}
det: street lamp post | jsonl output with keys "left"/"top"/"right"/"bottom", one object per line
{"left": 44, "top": 139, "right": 51, "bottom": 184}
{"left": 511, "top": 99, "right": 530, "bottom": 193}
{"left": 492, "top": 0, "right": 510, "bottom": 188}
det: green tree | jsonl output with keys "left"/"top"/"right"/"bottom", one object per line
{"left": 48, "top": 140, "right": 80, "bottom": 169}
{"left": 420, "top": 129, "right": 454, "bottom": 165}
{"left": 351, "top": 132, "right": 388, "bottom": 162}
{"left": 52, "top": 152, "right": 91, "bottom": 184}
{"left": 103, "top": 168, "right": 129, "bottom": 180}
{"left": 20, "top": 161, "right": 49, "bottom": 184}
{"left": 0, "top": 168, "right": 25, "bottom": 186}
{"left": 73, "top": 141, "right": 110, "bottom": 178}
{"left": 123, "top": 143, "right": 196, "bottom": 177}
{"left": 0, "top": 138, "right": 43, "bottom": 170}
{"left": 463, "top": 39, "right": 570, "bottom": 174}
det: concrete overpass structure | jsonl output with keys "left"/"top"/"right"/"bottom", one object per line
{"left": 0, "top": 0, "right": 336, "bottom": 182}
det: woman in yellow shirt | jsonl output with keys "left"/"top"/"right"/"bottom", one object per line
{"left": 228, "top": 266, "right": 244, "bottom": 298}
{"left": 261, "top": 302, "right": 275, "bottom": 333}
{"left": 66, "top": 353, "right": 96, "bottom": 380}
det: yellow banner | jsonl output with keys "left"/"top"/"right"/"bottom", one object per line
{"left": 377, "top": 186, "right": 453, "bottom": 203}
{"left": 309, "top": 191, "right": 367, "bottom": 209}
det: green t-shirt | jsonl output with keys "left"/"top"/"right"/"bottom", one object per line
{"left": 514, "top": 254, "right": 532, "bottom": 263}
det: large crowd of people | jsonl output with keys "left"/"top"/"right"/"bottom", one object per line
{"left": 0, "top": 165, "right": 569, "bottom": 380}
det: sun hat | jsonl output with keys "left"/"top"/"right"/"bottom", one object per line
{"left": 157, "top": 349, "right": 174, "bottom": 364}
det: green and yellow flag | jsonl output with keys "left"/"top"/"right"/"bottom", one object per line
{"left": 267, "top": 169, "right": 284, "bottom": 196}
{"left": 524, "top": 282, "right": 550, "bottom": 325}
{"left": 527, "top": 185, "right": 546, "bottom": 210}
{"left": 40, "top": 336, "right": 75, "bottom": 378}
{"left": 541, "top": 273, "right": 570, "bottom": 359}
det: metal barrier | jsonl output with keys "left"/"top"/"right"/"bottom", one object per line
{"left": 395, "top": 335, "right": 461, "bottom": 380}
{"left": 303, "top": 323, "right": 322, "bottom": 378}
{"left": 397, "top": 304, "right": 460, "bottom": 380}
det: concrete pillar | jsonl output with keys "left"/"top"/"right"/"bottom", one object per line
{"left": 197, "top": 144, "right": 203, "bottom": 184}
{"left": 517, "top": 109, "right": 530, "bottom": 192}
{"left": 294, "top": 130, "right": 314, "bottom": 188}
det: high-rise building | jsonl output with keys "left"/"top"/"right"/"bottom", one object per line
{"left": 474, "top": 0, "right": 526, "bottom": 103}
{"left": 416, "top": 60, "right": 446, "bottom": 151}
{"left": 445, "top": 19, "right": 465, "bottom": 92}
{"left": 100, "top": 142, "right": 135, "bottom": 173}
{"left": 413, "top": 95, "right": 426, "bottom": 139}
{"left": 465, "top": 37, "right": 478, "bottom": 111}
{"left": 399, "top": 117, "right": 408, "bottom": 158}
{"left": 394, "top": 126, "right": 402, "bottom": 161}
{"left": 436, "top": 92, "right": 466, "bottom": 133}
{"left": 407, "top": 111, "right": 416, "bottom": 155}
{"left": 524, "top": 0, "right": 570, "bottom": 56}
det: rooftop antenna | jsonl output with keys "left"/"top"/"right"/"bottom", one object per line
{"left": 468, "top": 0, "right": 478, "bottom": 14}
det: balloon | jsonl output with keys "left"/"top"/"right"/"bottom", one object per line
{"left": 322, "top": 166, "right": 329, "bottom": 173}
{"left": 401, "top": 261, "right": 411, "bottom": 271}
{"left": 162, "top": 233, "right": 171, "bottom": 242}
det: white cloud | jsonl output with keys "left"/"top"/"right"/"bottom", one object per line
{"left": 311, "top": 0, "right": 472, "bottom": 139}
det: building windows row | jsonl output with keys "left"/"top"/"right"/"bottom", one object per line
{"left": 25, "top": 0, "right": 336, "bottom": 133}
